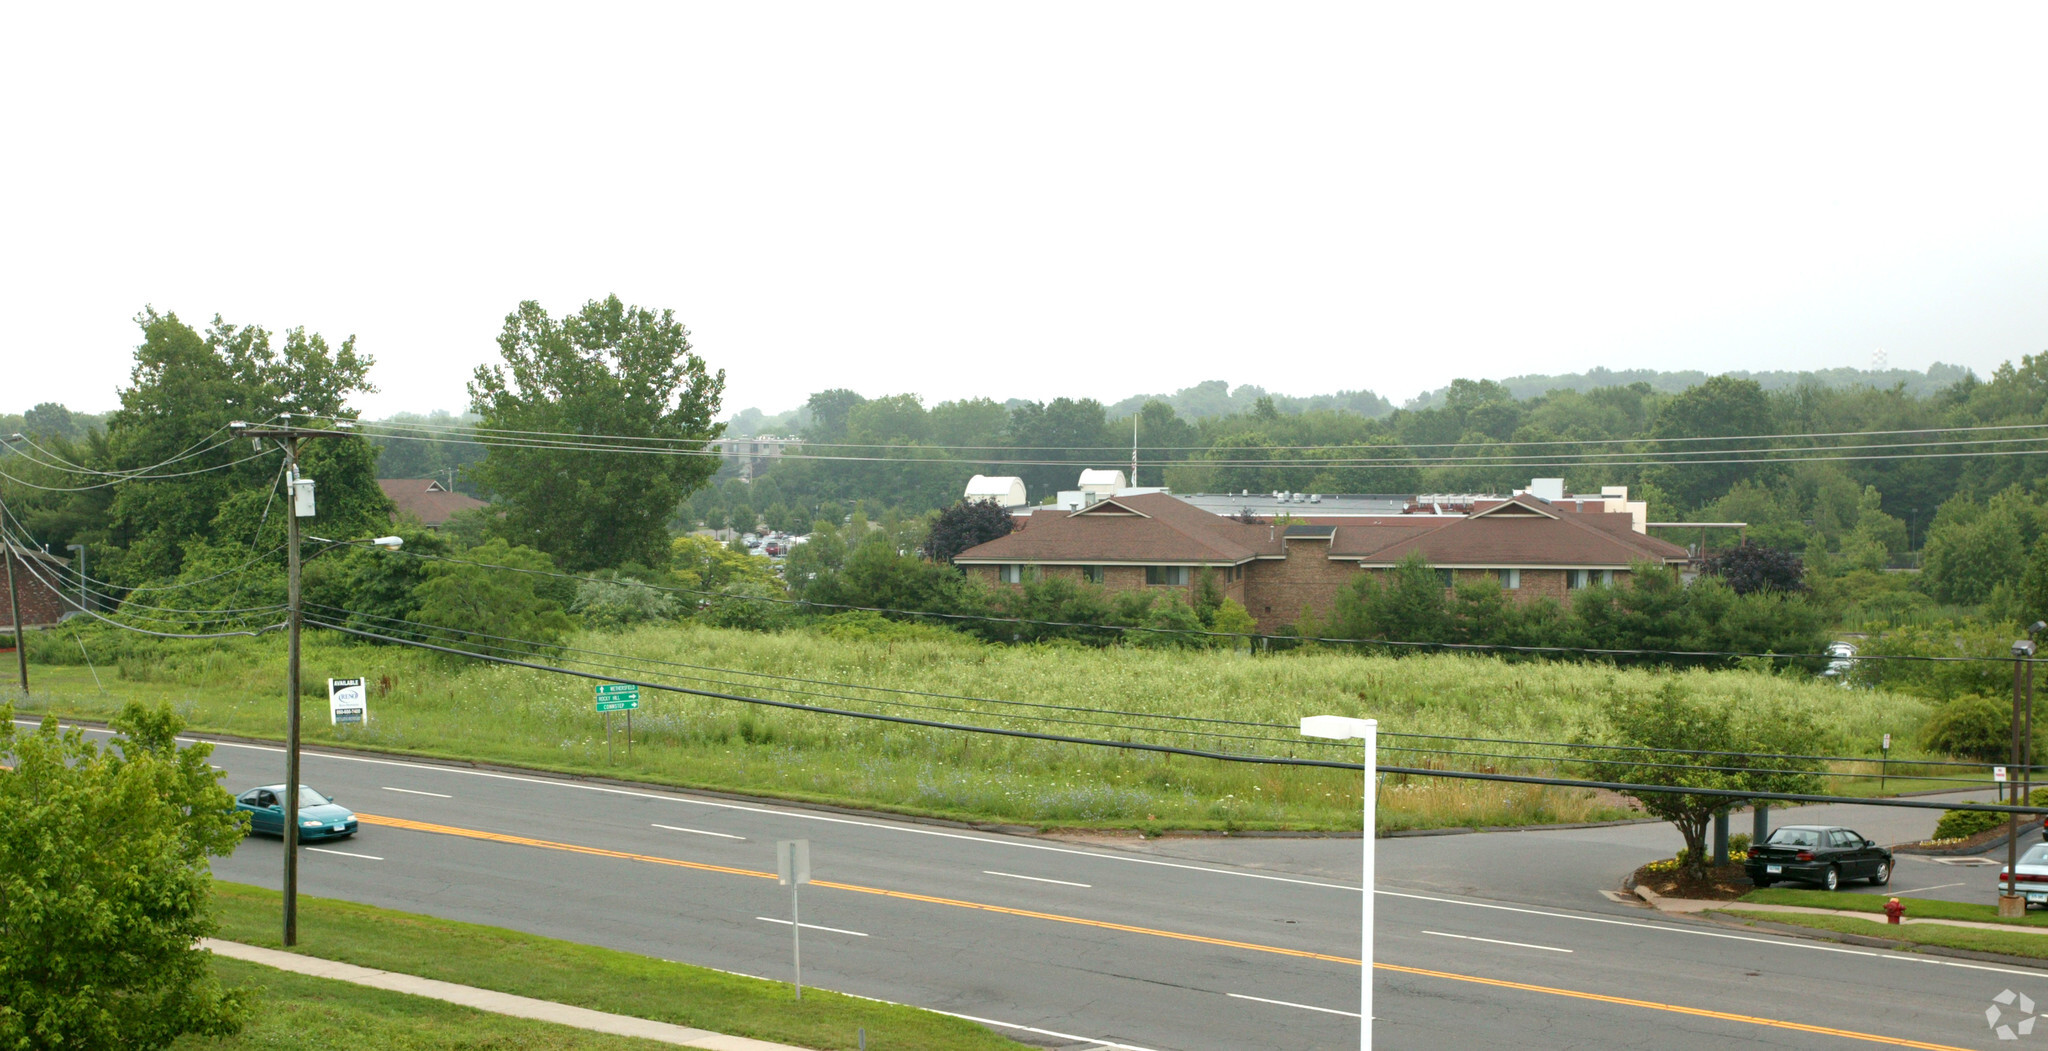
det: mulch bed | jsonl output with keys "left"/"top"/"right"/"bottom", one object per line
{"left": 1631, "top": 861, "right": 1755, "bottom": 901}
{"left": 1893, "top": 822, "right": 2025, "bottom": 856}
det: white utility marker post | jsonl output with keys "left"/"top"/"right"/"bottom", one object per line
{"left": 1302, "top": 715, "right": 1376, "bottom": 1051}
{"left": 778, "top": 839, "right": 811, "bottom": 999}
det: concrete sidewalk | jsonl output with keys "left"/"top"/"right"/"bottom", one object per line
{"left": 203, "top": 940, "right": 817, "bottom": 1050}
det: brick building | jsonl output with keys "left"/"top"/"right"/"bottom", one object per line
{"left": 2, "top": 542, "right": 73, "bottom": 631}
{"left": 955, "top": 491, "right": 1690, "bottom": 633}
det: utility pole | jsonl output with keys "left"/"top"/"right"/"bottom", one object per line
{"left": 234, "top": 420, "right": 355, "bottom": 947}
{"left": 2007, "top": 636, "right": 2035, "bottom": 917}
{"left": 5, "top": 538, "right": 26, "bottom": 696}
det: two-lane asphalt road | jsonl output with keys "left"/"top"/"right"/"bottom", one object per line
{"left": 27, "top": 719, "right": 2048, "bottom": 1050}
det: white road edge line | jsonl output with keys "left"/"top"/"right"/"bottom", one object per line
{"left": 1423, "top": 930, "right": 1572, "bottom": 953}
{"left": 652, "top": 823, "right": 746, "bottom": 840}
{"left": 381, "top": 786, "right": 452, "bottom": 798}
{"left": 984, "top": 870, "right": 1091, "bottom": 888}
{"left": 112, "top": 727, "right": 1366, "bottom": 891}
{"left": 1880, "top": 954, "right": 2048, "bottom": 979}
{"left": 42, "top": 717, "right": 2017, "bottom": 975}
{"left": 1227, "top": 992, "right": 1363, "bottom": 1018}
{"left": 306, "top": 847, "right": 384, "bottom": 861}
{"left": 1888, "top": 882, "right": 1966, "bottom": 895}
{"left": 755, "top": 917, "right": 868, "bottom": 937}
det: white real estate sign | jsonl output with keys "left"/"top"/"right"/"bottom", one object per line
{"left": 329, "top": 677, "right": 366, "bottom": 725}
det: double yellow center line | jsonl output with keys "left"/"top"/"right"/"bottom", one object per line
{"left": 357, "top": 812, "right": 1976, "bottom": 1051}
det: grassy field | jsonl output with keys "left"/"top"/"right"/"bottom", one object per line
{"left": 209, "top": 881, "right": 1026, "bottom": 1050}
{"left": 176, "top": 956, "right": 679, "bottom": 1050}
{"left": 9, "top": 620, "right": 1948, "bottom": 831}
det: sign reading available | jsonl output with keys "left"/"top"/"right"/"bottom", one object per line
{"left": 329, "top": 677, "right": 367, "bottom": 725}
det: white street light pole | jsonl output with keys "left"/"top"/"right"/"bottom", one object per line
{"left": 1303, "top": 714, "right": 1376, "bottom": 1050}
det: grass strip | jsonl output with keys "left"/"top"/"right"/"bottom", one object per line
{"left": 175, "top": 955, "right": 676, "bottom": 1050}
{"left": 211, "top": 881, "right": 1027, "bottom": 1051}
{"left": 1738, "top": 888, "right": 2048, "bottom": 928}
{"left": 1716, "top": 909, "right": 2048, "bottom": 961}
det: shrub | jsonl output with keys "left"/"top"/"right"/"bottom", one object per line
{"left": 1920, "top": 694, "right": 2026, "bottom": 762}
{"left": 1933, "top": 808, "right": 2006, "bottom": 842}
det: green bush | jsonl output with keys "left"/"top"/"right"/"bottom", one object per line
{"left": 1921, "top": 694, "right": 2028, "bottom": 762}
{"left": 1933, "top": 808, "right": 2007, "bottom": 841}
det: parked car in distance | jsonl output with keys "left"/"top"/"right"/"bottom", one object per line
{"left": 236, "top": 784, "right": 358, "bottom": 840}
{"left": 2000, "top": 842, "right": 2048, "bottom": 907}
{"left": 1745, "top": 824, "right": 1891, "bottom": 891}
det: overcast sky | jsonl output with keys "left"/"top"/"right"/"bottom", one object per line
{"left": 5, "top": 4, "right": 2045, "bottom": 420}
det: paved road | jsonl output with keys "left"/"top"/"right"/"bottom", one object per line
{"left": 28, "top": 719, "right": 2048, "bottom": 1050}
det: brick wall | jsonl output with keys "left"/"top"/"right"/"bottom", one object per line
{"left": 1241, "top": 538, "right": 1360, "bottom": 633}
{"left": 1, "top": 551, "right": 70, "bottom": 629}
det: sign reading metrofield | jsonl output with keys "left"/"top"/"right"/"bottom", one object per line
{"left": 328, "top": 677, "right": 367, "bottom": 725}
{"left": 595, "top": 682, "right": 640, "bottom": 713}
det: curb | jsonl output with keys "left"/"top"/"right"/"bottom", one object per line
{"left": 1696, "top": 913, "right": 2048, "bottom": 973}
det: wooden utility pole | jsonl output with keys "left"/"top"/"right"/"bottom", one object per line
{"left": 5, "top": 540, "right": 26, "bottom": 696}
{"left": 235, "top": 422, "right": 355, "bottom": 947}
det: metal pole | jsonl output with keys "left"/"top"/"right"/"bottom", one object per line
{"left": 1362, "top": 718, "right": 1376, "bottom": 1051}
{"left": 626, "top": 708, "right": 632, "bottom": 760}
{"left": 1713, "top": 809, "right": 1730, "bottom": 866}
{"left": 1752, "top": 804, "right": 1768, "bottom": 845}
{"left": 284, "top": 440, "right": 304, "bottom": 946}
{"left": 792, "top": 882, "right": 803, "bottom": 1001}
{"left": 2006, "top": 653, "right": 2024, "bottom": 912}
{"left": 606, "top": 710, "right": 613, "bottom": 763}
{"left": 5, "top": 541, "right": 26, "bottom": 696}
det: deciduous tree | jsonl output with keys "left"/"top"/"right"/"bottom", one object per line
{"left": 468, "top": 296, "right": 725, "bottom": 571}
{"left": 0, "top": 703, "right": 248, "bottom": 1050}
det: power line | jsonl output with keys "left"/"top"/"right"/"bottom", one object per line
{"left": 310, "top": 620, "right": 1363, "bottom": 769}
{"left": 339, "top": 425, "right": 2048, "bottom": 472}
{"left": 326, "top": 538, "right": 2040, "bottom": 666}
{"left": 335, "top": 411, "right": 2048, "bottom": 455}
{"left": 310, "top": 618, "right": 2048, "bottom": 819}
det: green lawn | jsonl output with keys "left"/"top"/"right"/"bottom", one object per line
{"left": 1737, "top": 888, "right": 2048, "bottom": 928}
{"left": 1716, "top": 909, "right": 2048, "bottom": 961}
{"left": 210, "top": 881, "right": 1026, "bottom": 1051}
{"left": 175, "top": 956, "right": 677, "bottom": 1050}
{"left": 11, "top": 620, "right": 1945, "bottom": 831}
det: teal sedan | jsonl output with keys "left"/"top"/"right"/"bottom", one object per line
{"left": 235, "top": 784, "right": 359, "bottom": 841}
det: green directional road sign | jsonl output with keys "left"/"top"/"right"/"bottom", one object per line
{"left": 595, "top": 683, "right": 640, "bottom": 712}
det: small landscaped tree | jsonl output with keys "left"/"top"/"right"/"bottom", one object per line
{"left": 925, "top": 499, "right": 1015, "bottom": 565}
{"left": 1578, "top": 684, "right": 1825, "bottom": 880}
{"left": 0, "top": 704, "right": 249, "bottom": 1049}
{"left": 1700, "top": 540, "right": 1807, "bottom": 595}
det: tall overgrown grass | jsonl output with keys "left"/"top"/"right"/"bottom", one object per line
{"left": 11, "top": 619, "right": 1942, "bottom": 831}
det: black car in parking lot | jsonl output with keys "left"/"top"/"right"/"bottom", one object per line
{"left": 1745, "top": 824, "right": 1892, "bottom": 891}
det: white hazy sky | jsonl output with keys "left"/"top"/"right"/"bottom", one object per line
{"left": 4, "top": 3, "right": 2045, "bottom": 420}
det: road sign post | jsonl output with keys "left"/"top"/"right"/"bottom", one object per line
{"left": 595, "top": 684, "right": 640, "bottom": 764}
{"left": 778, "top": 839, "right": 811, "bottom": 1000}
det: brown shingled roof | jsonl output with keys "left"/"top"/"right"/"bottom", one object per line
{"left": 956, "top": 492, "right": 1282, "bottom": 564}
{"left": 377, "top": 479, "right": 486, "bottom": 527}
{"left": 1333, "top": 495, "right": 1689, "bottom": 568}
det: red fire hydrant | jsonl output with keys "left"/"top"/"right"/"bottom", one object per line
{"left": 1885, "top": 897, "right": 1905, "bottom": 925}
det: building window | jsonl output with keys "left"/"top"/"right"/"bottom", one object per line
{"left": 1601, "top": 569, "right": 1615, "bottom": 587}
{"left": 1568, "top": 569, "right": 1614, "bottom": 589}
{"left": 1436, "top": 568, "right": 1455, "bottom": 589}
{"left": 1498, "top": 568, "right": 1520, "bottom": 590}
{"left": 999, "top": 564, "right": 1023, "bottom": 584}
{"left": 1081, "top": 565, "right": 1104, "bottom": 585}
{"left": 1145, "top": 565, "right": 1189, "bottom": 586}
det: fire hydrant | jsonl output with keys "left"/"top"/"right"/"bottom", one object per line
{"left": 1885, "top": 897, "right": 1905, "bottom": 925}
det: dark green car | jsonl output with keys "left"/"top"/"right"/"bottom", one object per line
{"left": 235, "top": 784, "right": 359, "bottom": 841}
{"left": 1746, "top": 824, "right": 1892, "bottom": 891}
